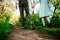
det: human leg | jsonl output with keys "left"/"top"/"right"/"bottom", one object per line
{"left": 46, "top": 17, "right": 51, "bottom": 23}
{"left": 41, "top": 17, "right": 45, "bottom": 26}
{"left": 19, "top": 7, "right": 25, "bottom": 28}
{"left": 24, "top": 6, "right": 35, "bottom": 29}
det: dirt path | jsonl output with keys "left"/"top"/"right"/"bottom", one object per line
{"left": 7, "top": 25, "right": 57, "bottom": 40}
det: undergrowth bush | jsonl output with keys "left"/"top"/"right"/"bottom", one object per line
{"left": 0, "top": 22, "right": 12, "bottom": 40}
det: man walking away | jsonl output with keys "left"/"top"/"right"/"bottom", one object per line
{"left": 19, "top": 0, "right": 35, "bottom": 30}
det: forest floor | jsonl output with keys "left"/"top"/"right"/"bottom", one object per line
{"left": 7, "top": 25, "right": 58, "bottom": 40}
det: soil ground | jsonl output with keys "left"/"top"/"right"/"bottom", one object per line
{"left": 7, "top": 25, "right": 58, "bottom": 40}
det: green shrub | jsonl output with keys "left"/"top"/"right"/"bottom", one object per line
{"left": 51, "top": 17, "right": 60, "bottom": 27}
{"left": 36, "top": 26, "right": 60, "bottom": 36}
{"left": 0, "top": 22, "right": 12, "bottom": 40}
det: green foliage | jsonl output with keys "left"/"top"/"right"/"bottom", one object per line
{"left": 17, "top": 14, "right": 60, "bottom": 36}
{"left": 0, "top": 2, "right": 12, "bottom": 22}
{"left": 31, "top": 14, "right": 39, "bottom": 20}
{"left": 36, "top": 26, "right": 60, "bottom": 36}
{"left": 0, "top": 10, "right": 12, "bottom": 22}
{"left": 0, "top": 2, "right": 18, "bottom": 40}
{"left": 51, "top": 17, "right": 60, "bottom": 27}
{"left": 0, "top": 22, "right": 12, "bottom": 40}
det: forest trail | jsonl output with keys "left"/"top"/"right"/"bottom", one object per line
{"left": 7, "top": 25, "right": 56, "bottom": 40}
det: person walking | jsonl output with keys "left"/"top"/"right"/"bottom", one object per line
{"left": 19, "top": 0, "right": 35, "bottom": 29}
{"left": 39, "top": 0, "right": 51, "bottom": 27}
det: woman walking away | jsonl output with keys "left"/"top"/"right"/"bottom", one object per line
{"left": 39, "top": 0, "right": 52, "bottom": 27}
